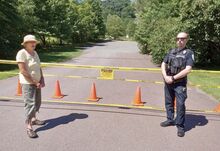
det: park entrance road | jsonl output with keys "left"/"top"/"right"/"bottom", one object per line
{"left": 0, "top": 41, "right": 220, "bottom": 151}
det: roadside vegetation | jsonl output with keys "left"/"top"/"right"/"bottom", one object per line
{"left": 189, "top": 71, "right": 220, "bottom": 101}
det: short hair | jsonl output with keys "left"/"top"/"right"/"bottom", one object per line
{"left": 177, "top": 32, "right": 189, "bottom": 39}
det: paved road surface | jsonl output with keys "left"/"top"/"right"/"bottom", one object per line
{"left": 0, "top": 41, "right": 220, "bottom": 151}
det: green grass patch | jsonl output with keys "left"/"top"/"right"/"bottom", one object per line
{"left": 188, "top": 72, "right": 220, "bottom": 101}
{"left": 38, "top": 45, "right": 81, "bottom": 63}
{"left": 0, "top": 64, "right": 18, "bottom": 80}
{"left": 0, "top": 70, "right": 18, "bottom": 80}
{"left": 0, "top": 45, "right": 82, "bottom": 80}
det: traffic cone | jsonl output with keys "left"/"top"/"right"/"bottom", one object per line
{"left": 214, "top": 104, "right": 220, "bottom": 112}
{"left": 132, "top": 86, "right": 144, "bottom": 106}
{"left": 88, "top": 83, "right": 101, "bottom": 102}
{"left": 16, "top": 79, "right": 22, "bottom": 96}
{"left": 52, "top": 80, "right": 64, "bottom": 99}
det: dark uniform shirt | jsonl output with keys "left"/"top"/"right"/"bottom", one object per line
{"left": 163, "top": 47, "right": 194, "bottom": 84}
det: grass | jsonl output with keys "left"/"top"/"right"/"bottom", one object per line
{"left": 38, "top": 45, "right": 81, "bottom": 63}
{"left": 188, "top": 72, "right": 220, "bottom": 102}
{"left": 0, "top": 70, "right": 18, "bottom": 80}
{"left": 0, "top": 64, "right": 18, "bottom": 80}
{"left": 0, "top": 45, "right": 82, "bottom": 80}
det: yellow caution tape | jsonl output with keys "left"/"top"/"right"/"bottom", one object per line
{"left": 1, "top": 59, "right": 220, "bottom": 73}
{"left": 65, "top": 75, "right": 82, "bottom": 79}
{"left": 125, "top": 79, "right": 141, "bottom": 82}
{"left": 154, "top": 81, "right": 164, "bottom": 84}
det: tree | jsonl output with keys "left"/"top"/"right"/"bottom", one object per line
{"left": 179, "top": 0, "right": 220, "bottom": 65}
{"left": 134, "top": 0, "right": 220, "bottom": 65}
{"left": 89, "top": 0, "right": 106, "bottom": 40}
{"left": 126, "top": 20, "right": 136, "bottom": 39}
{"left": 102, "top": 0, "right": 136, "bottom": 39}
{"left": 47, "top": 0, "right": 72, "bottom": 45}
{"left": 106, "top": 15, "right": 125, "bottom": 39}
{"left": 32, "top": 0, "right": 52, "bottom": 46}
{"left": 17, "top": 0, "right": 38, "bottom": 33}
{"left": 75, "top": 0, "right": 106, "bottom": 42}
{"left": 101, "top": 0, "right": 134, "bottom": 19}
{"left": 135, "top": 0, "right": 181, "bottom": 63}
{"left": 0, "top": 0, "right": 107, "bottom": 59}
{"left": 0, "top": 0, "right": 22, "bottom": 58}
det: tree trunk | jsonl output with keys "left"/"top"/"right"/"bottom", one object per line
{"left": 59, "top": 38, "right": 63, "bottom": 45}
{"left": 39, "top": 34, "right": 46, "bottom": 47}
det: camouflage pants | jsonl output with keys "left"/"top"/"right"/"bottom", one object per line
{"left": 22, "top": 84, "right": 41, "bottom": 123}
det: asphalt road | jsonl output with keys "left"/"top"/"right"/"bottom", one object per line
{"left": 0, "top": 41, "right": 220, "bottom": 151}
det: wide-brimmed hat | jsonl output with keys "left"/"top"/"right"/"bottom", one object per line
{"left": 21, "top": 35, "right": 39, "bottom": 45}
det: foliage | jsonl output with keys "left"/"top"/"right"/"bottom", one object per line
{"left": 0, "top": 0, "right": 106, "bottom": 59}
{"left": 126, "top": 20, "right": 136, "bottom": 39}
{"left": 106, "top": 15, "right": 126, "bottom": 39}
{"left": 134, "top": 0, "right": 220, "bottom": 65}
{"left": 0, "top": 0, "right": 22, "bottom": 58}
{"left": 76, "top": 0, "right": 105, "bottom": 42}
{"left": 101, "top": 0, "right": 136, "bottom": 39}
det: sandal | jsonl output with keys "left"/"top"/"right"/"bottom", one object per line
{"left": 32, "top": 119, "right": 46, "bottom": 126}
{"left": 27, "top": 129, "right": 38, "bottom": 138}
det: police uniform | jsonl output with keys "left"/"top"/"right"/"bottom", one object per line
{"left": 163, "top": 47, "right": 194, "bottom": 131}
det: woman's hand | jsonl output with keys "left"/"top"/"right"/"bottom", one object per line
{"left": 33, "top": 80, "right": 41, "bottom": 88}
{"left": 36, "top": 82, "right": 41, "bottom": 89}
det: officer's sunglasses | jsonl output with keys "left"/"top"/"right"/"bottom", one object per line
{"left": 176, "top": 37, "right": 187, "bottom": 41}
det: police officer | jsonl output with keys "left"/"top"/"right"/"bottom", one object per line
{"left": 160, "top": 32, "right": 194, "bottom": 137}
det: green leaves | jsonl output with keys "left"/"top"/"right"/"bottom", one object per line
{"left": 102, "top": 0, "right": 136, "bottom": 39}
{"left": 135, "top": 0, "right": 220, "bottom": 65}
{"left": 76, "top": 0, "right": 105, "bottom": 42}
{"left": 0, "top": 0, "right": 22, "bottom": 58}
{"left": 0, "top": 0, "right": 106, "bottom": 59}
{"left": 106, "top": 15, "right": 125, "bottom": 39}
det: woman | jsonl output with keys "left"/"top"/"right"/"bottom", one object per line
{"left": 16, "top": 35, "right": 45, "bottom": 138}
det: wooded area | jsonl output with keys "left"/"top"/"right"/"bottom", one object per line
{"left": 0, "top": 0, "right": 105, "bottom": 58}
{"left": 135, "top": 0, "right": 220, "bottom": 65}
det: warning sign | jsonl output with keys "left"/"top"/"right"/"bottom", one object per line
{"left": 100, "top": 68, "right": 114, "bottom": 79}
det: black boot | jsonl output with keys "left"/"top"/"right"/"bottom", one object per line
{"left": 160, "top": 120, "right": 175, "bottom": 127}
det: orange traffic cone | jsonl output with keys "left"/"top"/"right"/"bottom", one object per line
{"left": 16, "top": 79, "right": 22, "bottom": 96}
{"left": 52, "top": 80, "right": 64, "bottom": 99}
{"left": 214, "top": 104, "right": 220, "bottom": 112}
{"left": 132, "top": 86, "right": 144, "bottom": 106}
{"left": 88, "top": 83, "right": 101, "bottom": 102}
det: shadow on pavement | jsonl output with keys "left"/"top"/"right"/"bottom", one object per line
{"left": 36, "top": 113, "right": 88, "bottom": 132}
{"left": 185, "top": 114, "right": 208, "bottom": 132}
{"left": 75, "top": 41, "right": 109, "bottom": 50}
{"left": 0, "top": 99, "right": 10, "bottom": 102}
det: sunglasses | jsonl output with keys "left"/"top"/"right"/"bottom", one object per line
{"left": 176, "top": 37, "right": 187, "bottom": 41}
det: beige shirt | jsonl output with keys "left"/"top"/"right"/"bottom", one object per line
{"left": 16, "top": 49, "right": 41, "bottom": 84}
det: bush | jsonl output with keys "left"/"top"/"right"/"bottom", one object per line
{"left": 134, "top": 0, "right": 220, "bottom": 65}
